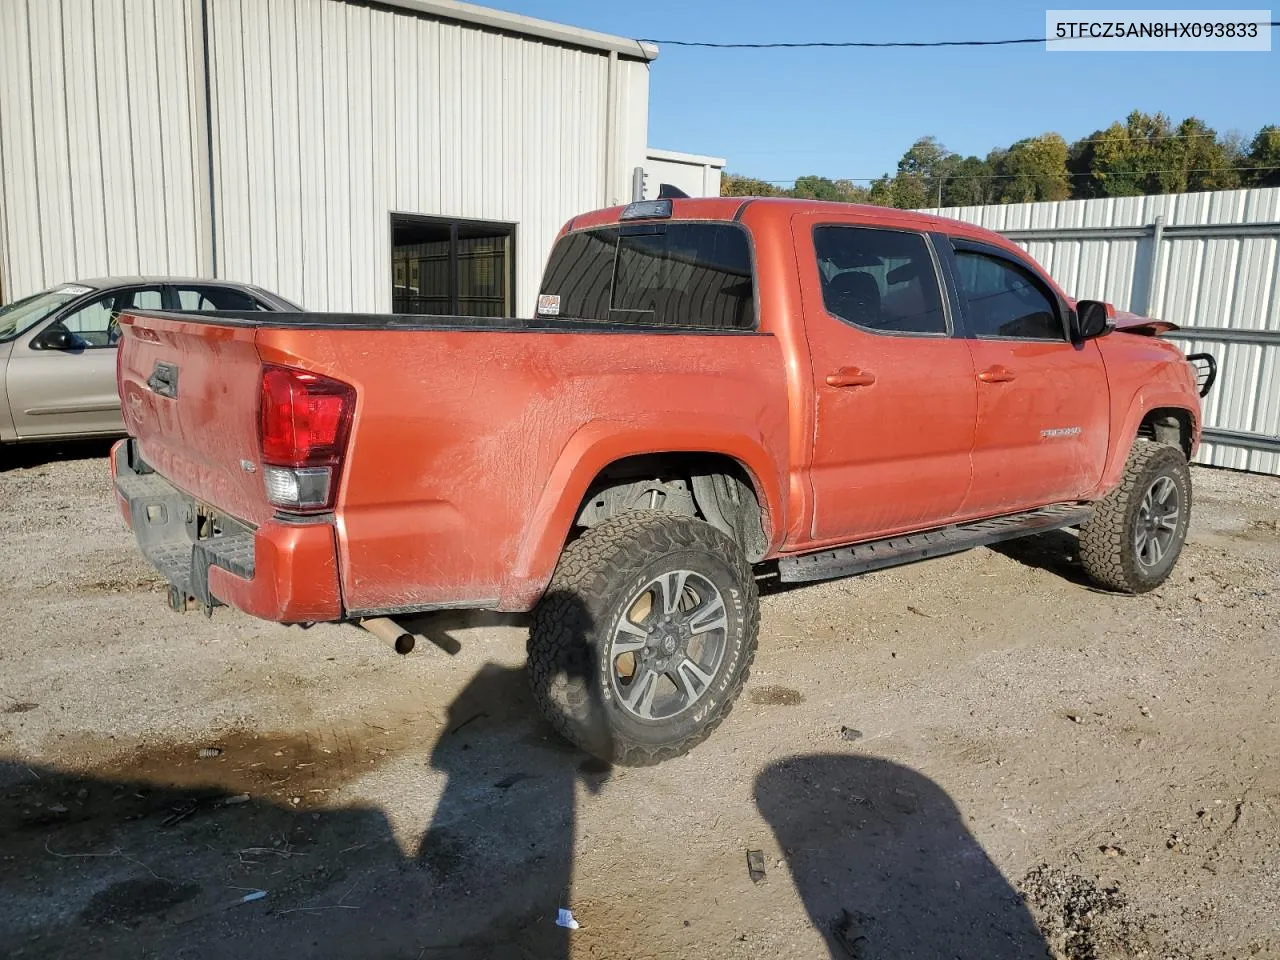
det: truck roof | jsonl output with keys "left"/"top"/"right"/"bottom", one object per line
{"left": 570, "top": 196, "right": 1023, "bottom": 254}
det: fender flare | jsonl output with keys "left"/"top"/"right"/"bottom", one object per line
{"left": 1092, "top": 385, "right": 1199, "bottom": 497}
{"left": 503, "top": 416, "right": 786, "bottom": 607}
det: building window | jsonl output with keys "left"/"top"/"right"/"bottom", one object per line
{"left": 390, "top": 214, "right": 515, "bottom": 317}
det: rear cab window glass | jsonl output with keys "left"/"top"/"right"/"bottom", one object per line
{"left": 953, "top": 249, "right": 1064, "bottom": 341}
{"left": 813, "top": 227, "right": 947, "bottom": 335}
{"left": 538, "top": 222, "right": 755, "bottom": 330}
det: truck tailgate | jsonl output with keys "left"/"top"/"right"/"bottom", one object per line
{"left": 117, "top": 311, "right": 274, "bottom": 526}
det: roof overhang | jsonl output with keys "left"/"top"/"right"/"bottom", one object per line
{"left": 361, "top": 0, "right": 658, "bottom": 60}
{"left": 646, "top": 147, "right": 727, "bottom": 168}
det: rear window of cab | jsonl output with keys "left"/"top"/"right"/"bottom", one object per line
{"left": 538, "top": 222, "right": 755, "bottom": 330}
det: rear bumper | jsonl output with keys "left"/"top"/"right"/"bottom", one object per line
{"left": 111, "top": 439, "right": 343, "bottom": 622}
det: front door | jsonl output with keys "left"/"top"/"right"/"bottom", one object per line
{"left": 943, "top": 239, "right": 1110, "bottom": 516}
{"left": 6, "top": 286, "right": 163, "bottom": 439}
{"left": 794, "top": 216, "right": 978, "bottom": 545}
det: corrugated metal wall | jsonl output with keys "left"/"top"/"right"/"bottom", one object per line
{"left": 643, "top": 150, "right": 725, "bottom": 199}
{"left": 927, "top": 188, "right": 1280, "bottom": 475}
{"left": 205, "top": 0, "right": 649, "bottom": 315}
{"left": 0, "top": 0, "right": 211, "bottom": 300}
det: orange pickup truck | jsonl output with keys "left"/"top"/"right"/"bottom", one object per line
{"left": 112, "top": 197, "right": 1214, "bottom": 764}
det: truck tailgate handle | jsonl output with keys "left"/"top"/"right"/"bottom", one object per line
{"left": 147, "top": 361, "right": 180, "bottom": 399}
{"left": 826, "top": 367, "right": 876, "bottom": 388}
{"left": 978, "top": 365, "right": 1016, "bottom": 383}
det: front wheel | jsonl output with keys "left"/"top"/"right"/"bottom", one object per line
{"left": 1079, "top": 442, "right": 1192, "bottom": 593}
{"left": 527, "top": 513, "right": 759, "bottom": 766}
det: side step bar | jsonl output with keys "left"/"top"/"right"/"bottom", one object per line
{"left": 777, "top": 503, "right": 1094, "bottom": 584}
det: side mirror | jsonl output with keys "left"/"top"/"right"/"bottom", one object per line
{"left": 1074, "top": 300, "right": 1114, "bottom": 342}
{"left": 33, "top": 325, "right": 81, "bottom": 351}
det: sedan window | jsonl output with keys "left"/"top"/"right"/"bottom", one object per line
{"left": 0, "top": 286, "right": 89, "bottom": 341}
{"left": 174, "top": 286, "right": 268, "bottom": 311}
{"left": 56, "top": 286, "right": 164, "bottom": 347}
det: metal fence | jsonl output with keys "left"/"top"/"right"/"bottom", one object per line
{"left": 926, "top": 187, "right": 1280, "bottom": 475}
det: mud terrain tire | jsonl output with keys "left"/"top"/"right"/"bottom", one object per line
{"left": 528, "top": 513, "right": 758, "bottom": 766}
{"left": 1079, "top": 442, "right": 1191, "bottom": 594}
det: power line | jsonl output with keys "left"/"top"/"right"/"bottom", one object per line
{"left": 640, "top": 36, "right": 1044, "bottom": 48}
{"left": 639, "top": 22, "right": 1279, "bottom": 49}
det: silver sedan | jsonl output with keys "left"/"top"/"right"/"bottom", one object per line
{"left": 0, "top": 277, "right": 298, "bottom": 443}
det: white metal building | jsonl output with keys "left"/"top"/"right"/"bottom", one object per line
{"left": 925, "top": 187, "right": 1280, "bottom": 475}
{"left": 643, "top": 148, "right": 725, "bottom": 200}
{"left": 0, "top": 0, "right": 658, "bottom": 316}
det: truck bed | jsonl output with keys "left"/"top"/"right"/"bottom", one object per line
{"left": 115, "top": 308, "right": 788, "bottom": 617}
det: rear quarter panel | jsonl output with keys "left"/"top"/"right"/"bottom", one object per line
{"left": 257, "top": 328, "right": 790, "bottom": 614}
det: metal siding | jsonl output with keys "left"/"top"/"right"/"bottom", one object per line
{"left": 0, "top": 0, "right": 207, "bottom": 300}
{"left": 926, "top": 187, "right": 1280, "bottom": 475}
{"left": 0, "top": 0, "right": 43, "bottom": 297}
{"left": 207, "top": 0, "right": 637, "bottom": 317}
{"left": 28, "top": 1, "right": 77, "bottom": 286}
{"left": 643, "top": 152, "right": 725, "bottom": 200}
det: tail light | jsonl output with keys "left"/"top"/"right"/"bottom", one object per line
{"left": 259, "top": 365, "right": 355, "bottom": 512}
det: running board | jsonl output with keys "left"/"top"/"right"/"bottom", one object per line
{"left": 777, "top": 504, "right": 1094, "bottom": 584}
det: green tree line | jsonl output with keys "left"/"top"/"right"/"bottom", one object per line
{"left": 721, "top": 111, "right": 1280, "bottom": 208}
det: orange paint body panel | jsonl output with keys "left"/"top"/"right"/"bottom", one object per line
{"left": 255, "top": 327, "right": 790, "bottom": 613}
{"left": 205, "top": 521, "right": 342, "bottom": 622}
{"left": 112, "top": 198, "right": 1203, "bottom": 624}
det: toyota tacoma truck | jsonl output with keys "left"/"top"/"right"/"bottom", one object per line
{"left": 111, "top": 197, "right": 1215, "bottom": 765}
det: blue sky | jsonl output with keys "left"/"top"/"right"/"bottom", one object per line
{"left": 484, "top": 0, "right": 1278, "bottom": 184}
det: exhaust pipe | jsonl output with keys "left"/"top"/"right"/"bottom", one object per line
{"left": 360, "top": 617, "right": 416, "bottom": 655}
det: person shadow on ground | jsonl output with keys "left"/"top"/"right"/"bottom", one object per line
{"left": 0, "top": 594, "right": 608, "bottom": 960}
{"left": 755, "top": 754, "right": 1048, "bottom": 959}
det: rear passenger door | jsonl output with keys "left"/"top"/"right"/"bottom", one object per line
{"left": 940, "top": 238, "right": 1110, "bottom": 516}
{"left": 793, "top": 216, "right": 978, "bottom": 544}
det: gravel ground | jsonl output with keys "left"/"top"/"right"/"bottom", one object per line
{"left": 1, "top": 440, "right": 1277, "bottom": 959}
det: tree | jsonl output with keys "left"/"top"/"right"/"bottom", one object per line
{"left": 725, "top": 113, "right": 1278, "bottom": 205}
{"left": 940, "top": 155, "right": 998, "bottom": 207}
{"left": 992, "top": 134, "right": 1071, "bottom": 203}
{"left": 790, "top": 175, "right": 870, "bottom": 203}
{"left": 1246, "top": 125, "right": 1280, "bottom": 186}
{"left": 1172, "top": 117, "right": 1240, "bottom": 192}
{"left": 719, "top": 173, "right": 784, "bottom": 197}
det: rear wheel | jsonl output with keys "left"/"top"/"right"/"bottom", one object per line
{"left": 1079, "top": 442, "right": 1191, "bottom": 593}
{"left": 528, "top": 513, "right": 758, "bottom": 766}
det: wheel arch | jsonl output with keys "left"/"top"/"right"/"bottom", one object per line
{"left": 1092, "top": 392, "right": 1199, "bottom": 499}
{"left": 503, "top": 422, "right": 785, "bottom": 609}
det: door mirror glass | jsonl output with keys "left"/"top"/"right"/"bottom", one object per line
{"left": 33, "top": 324, "right": 82, "bottom": 351}
{"left": 1074, "top": 300, "right": 1114, "bottom": 341}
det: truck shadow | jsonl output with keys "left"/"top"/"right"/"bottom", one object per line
{"left": 988, "top": 528, "right": 1096, "bottom": 588}
{"left": 1, "top": 595, "right": 607, "bottom": 960}
{"left": 756, "top": 754, "right": 1049, "bottom": 958}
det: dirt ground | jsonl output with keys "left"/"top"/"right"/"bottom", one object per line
{"left": 1, "top": 439, "right": 1277, "bottom": 960}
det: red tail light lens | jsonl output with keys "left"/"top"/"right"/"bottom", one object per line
{"left": 260, "top": 365, "right": 355, "bottom": 468}
{"left": 259, "top": 365, "right": 355, "bottom": 514}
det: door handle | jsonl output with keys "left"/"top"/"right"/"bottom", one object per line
{"left": 826, "top": 367, "right": 876, "bottom": 388}
{"left": 977, "top": 365, "right": 1016, "bottom": 383}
